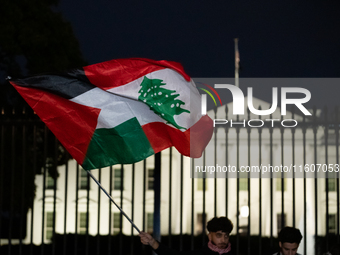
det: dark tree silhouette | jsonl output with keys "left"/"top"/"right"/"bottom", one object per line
{"left": 0, "top": 0, "right": 87, "bottom": 108}
{"left": 0, "top": 0, "right": 87, "bottom": 239}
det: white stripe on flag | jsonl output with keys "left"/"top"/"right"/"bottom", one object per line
{"left": 107, "top": 69, "right": 202, "bottom": 129}
{"left": 70, "top": 87, "right": 164, "bottom": 129}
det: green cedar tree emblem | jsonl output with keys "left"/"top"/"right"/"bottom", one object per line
{"left": 138, "top": 76, "right": 190, "bottom": 130}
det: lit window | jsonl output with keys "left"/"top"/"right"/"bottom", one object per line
{"left": 327, "top": 178, "right": 337, "bottom": 192}
{"left": 195, "top": 213, "right": 206, "bottom": 234}
{"left": 79, "top": 170, "right": 88, "bottom": 190}
{"left": 112, "top": 212, "right": 121, "bottom": 234}
{"left": 78, "top": 212, "right": 88, "bottom": 234}
{"left": 240, "top": 205, "right": 249, "bottom": 218}
{"left": 276, "top": 178, "right": 287, "bottom": 191}
{"left": 277, "top": 213, "right": 286, "bottom": 233}
{"left": 46, "top": 172, "right": 55, "bottom": 190}
{"left": 147, "top": 169, "right": 154, "bottom": 190}
{"left": 113, "top": 168, "right": 123, "bottom": 190}
{"left": 196, "top": 172, "right": 207, "bottom": 191}
{"left": 147, "top": 213, "right": 153, "bottom": 233}
{"left": 239, "top": 178, "right": 248, "bottom": 191}
{"left": 45, "top": 212, "right": 54, "bottom": 240}
{"left": 329, "top": 214, "right": 337, "bottom": 234}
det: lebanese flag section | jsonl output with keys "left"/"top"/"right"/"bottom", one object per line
{"left": 83, "top": 58, "right": 191, "bottom": 89}
{"left": 10, "top": 58, "right": 213, "bottom": 170}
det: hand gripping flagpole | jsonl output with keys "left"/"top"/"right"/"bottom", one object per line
{"left": 86, "top": 169, "right": 141, "bottom": 233}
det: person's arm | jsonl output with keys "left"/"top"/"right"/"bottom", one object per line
{"left": 139, "top": 232, "right": 192, "bottom": 255}
{"left": 139, "top": 231, "right": 159, "bottom": 250}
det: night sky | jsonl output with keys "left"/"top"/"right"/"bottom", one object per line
{"left": 34, "top": 1, "right": 338, "bottom": 110}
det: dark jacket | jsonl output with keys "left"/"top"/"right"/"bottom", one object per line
{"left": 154, "top": 243, "right": 234, "bottom": 255}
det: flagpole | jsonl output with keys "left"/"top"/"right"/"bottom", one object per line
{"left": 86, "top": 170, "right": 141, "bottom": 233}
{"left": 234, "top": 38, "right": 240, "bottom": 88}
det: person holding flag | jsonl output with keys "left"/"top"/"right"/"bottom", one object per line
{"left": 139, "top": 217, "right": 235, "bottom": 255}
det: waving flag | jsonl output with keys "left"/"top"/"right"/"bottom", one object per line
{"left": 10, "top": 58, "right": 213, "bottom": 170}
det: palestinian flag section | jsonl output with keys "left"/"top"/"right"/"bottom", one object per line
{"left": 10, "top": 58, "right": 213, "bottom": 170}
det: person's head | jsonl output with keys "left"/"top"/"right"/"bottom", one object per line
{"left": 207, "top": 217, "right": 233, "bottom": 249}
{"left": 278, "top": 227, "right": 302, "bottom": 255}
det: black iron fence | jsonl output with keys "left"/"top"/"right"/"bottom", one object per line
{"left": 0, "top": 105, "right": 339, "bottom": 255}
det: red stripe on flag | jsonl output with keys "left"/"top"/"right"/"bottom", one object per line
{"left": 11, "top": 83, "right": 100, "bottom": 164}
{"left": 83, "top": 58, "right": 191, "bottom": 90}
{"left": 142, "top": 115, "right": 213, "bottom": 158}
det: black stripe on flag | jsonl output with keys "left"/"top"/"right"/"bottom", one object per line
{"left": 12, "top": 68, "right": 96, "bottom": 99}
